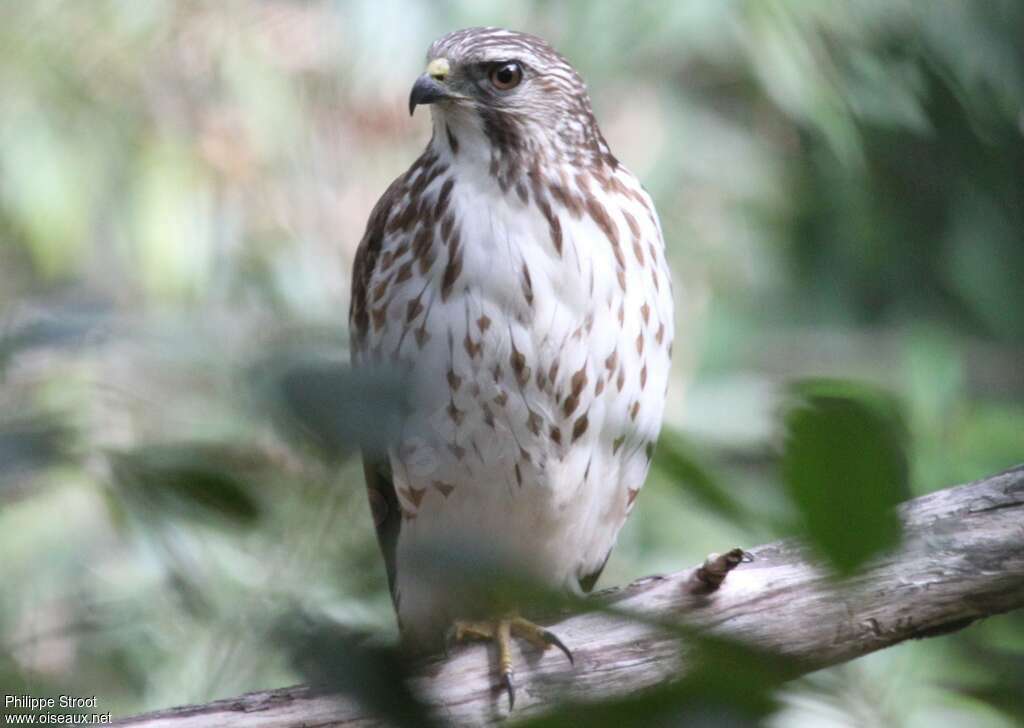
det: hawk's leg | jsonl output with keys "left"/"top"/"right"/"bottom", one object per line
{"left": 444, "top": 616, "right": 573, "bottom": 709}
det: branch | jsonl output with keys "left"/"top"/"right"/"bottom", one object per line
{"left": 118, "top": 465, "right": 1024, "bottom": 727}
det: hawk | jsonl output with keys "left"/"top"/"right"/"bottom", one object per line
{"left": 349, "top": 27, "right": 673, "bottom": 704}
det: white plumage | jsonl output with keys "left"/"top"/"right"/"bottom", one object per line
{"left": 350, "top": 27, "right": 673, "bottom": 648}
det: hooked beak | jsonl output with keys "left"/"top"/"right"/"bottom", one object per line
{"left": 408, "top": 74, "right": 452, "bottom": 116}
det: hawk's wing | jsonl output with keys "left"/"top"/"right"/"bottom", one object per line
{"left": 349, "top": 175, "right": 407, "bottom": 607}
{"left": 577, "top": 551, "right": 611, "bottom": 593}
{"left": 362, "top": 456, "right": 400, "bottom": 603}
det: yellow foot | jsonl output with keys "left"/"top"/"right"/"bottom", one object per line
{"left": 444, "top": 616, "right": 573, "bottom": 709}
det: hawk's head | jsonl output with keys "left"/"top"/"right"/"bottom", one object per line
{"left": 408, "top": 27, "right": 611, "bottom": 170}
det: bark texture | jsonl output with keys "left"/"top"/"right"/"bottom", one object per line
{"left": 117, "top": 465, "right": 1024, "bottom": 727}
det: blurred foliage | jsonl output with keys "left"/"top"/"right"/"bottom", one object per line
{"left": 1, "top": 0, "right": 1022, "bottom": 726}
{"left": 109, "top": 443, "right": 264, "bottom": 528}
{"left": 651, "top": 432, "right": 751, "bottom": 527}
{"left": 781, "top": 379, "right": 909, "bottom": 575}
{"left": 0, "top": 414, "right": 74, "bottom": 491}
{"left": 276, "top": 613, "right": 435, "bottom": 728}
{"left": 252, "top": 351, "right": 409, "bottom": 462}
{"left": 523, "top": 635, "right": 790, "bottom": 728}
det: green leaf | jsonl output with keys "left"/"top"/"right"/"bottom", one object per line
{"left": 0, "top": 297, "right": 111, "bottom": 374}
{"left": 275, "top": 612, "right": 436, "bottom": 728}
{"left": 521, "top": 633, "right": 788, "bottom": 728}
{"left": 109, "top": 443, "right": 262, "bottom": 527}
{"left": 0, "top": 414, "right": 73, "bottom": 486}
{"left": 251, "top": 353, "right": 408, "bottom": 462}
{"left": 781, "top": 378, "right": 909, "bottom": 575}
{"left": 653, "top": 432, "right": 748, "bottom": 524}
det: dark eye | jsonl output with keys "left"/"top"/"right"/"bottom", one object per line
{"left": 489, "top": 62, "right": 523, "bottom": 90}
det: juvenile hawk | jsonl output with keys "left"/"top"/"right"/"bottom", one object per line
{"left": 349, "top": 27, "right": 673, "bottom": 703}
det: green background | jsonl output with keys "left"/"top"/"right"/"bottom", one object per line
{"left": 1, "top": 1, "right": 1022, "bottom": 725}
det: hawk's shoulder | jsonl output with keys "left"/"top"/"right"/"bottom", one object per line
{"left": 349, "top": 150, "right": 446, "bottom": 357}
{"left": 349, "top": 173, "right": 406, "bottom": 356}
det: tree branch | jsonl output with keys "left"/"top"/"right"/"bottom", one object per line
{"left": 117, "top": 465, "right": 1024, "bottom": 727}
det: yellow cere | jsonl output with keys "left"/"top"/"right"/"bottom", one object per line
{"left": 426, "top": 58, "right": 450, "bottom": 80}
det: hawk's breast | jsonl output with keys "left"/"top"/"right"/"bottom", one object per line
{"left": 353, "top": 146, "right": 674, "bottom": 643}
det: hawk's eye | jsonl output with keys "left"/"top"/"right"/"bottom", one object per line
{"left": 488, "top": 62, "right": 523, "bottom": 91}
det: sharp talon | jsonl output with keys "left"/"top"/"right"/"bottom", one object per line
{"left": 542, "top": 629, "right": 574, "bottom": 665}
{"left": 502, "top": 670, "right": 516, "bottom": 710}
{"left": 445, "top": 616, "right": 567, "bottom": 710}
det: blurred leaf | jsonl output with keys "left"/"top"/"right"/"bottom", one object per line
{"left": 903, "top": 329, "right": 964, "bottom": 432}
{"left": 0, "top": 414, "right": 72, "bottom": 487}
{"left": 108, "top": 443, "right": 262, "bottom": 527}
{"left": 653, "top": 432, "right": 749, "bottom": 525}
{"left": 949, "top": 619, "right": 1024, "bottom": 723}
{"left": 0, "top": 295, "right": 111, "bottom": 373}
{"left": 252, "top": 352, "right": 408, "bottom": 461}
{"left": 522, "top": 634, "right": 789, "bottom": 728}
{"left": 780, "top": 52, "right": 1024, "bottom": 342}
{"left": 275, "top": 611, "right": 436, "bottom": 728}
{"left": 781, "top": 378, "right": 909, "bottom": 575}
{"left": 955, "top": 684, "right": 1024, "bottom": 723}
{"left": 397, "top": 535, "right": 590, "bottom": 628}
